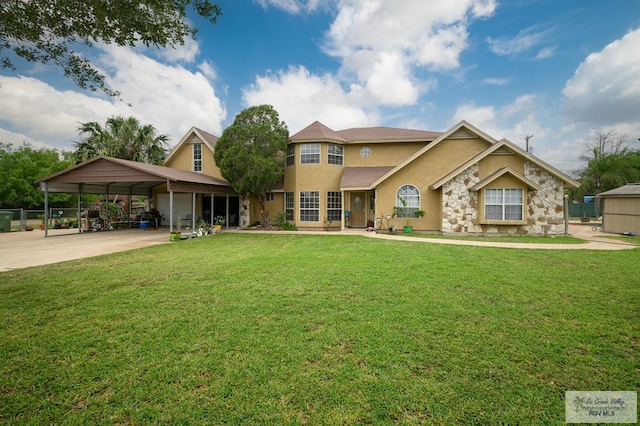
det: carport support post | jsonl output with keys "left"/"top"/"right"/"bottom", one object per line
{"left": 77, "top": 185, "right": 82, "bottom": 234}
{"left": 192, "top": 193, "right": 196, "bottom": 230}
{"left": 169, "top": 190, "right": 174, "bottom": 233}
{"left": 44, "top": 182, "right": 49, "bottom": 238}
{"left": 210, "top": 195, "right": 214, "bottom": 225}
{"left": 564, "top": 195, "right": 569, "bottom": 236}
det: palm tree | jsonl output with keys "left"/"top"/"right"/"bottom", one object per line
{"left": 74, "top": 116, "right": 169, "bottom": 165}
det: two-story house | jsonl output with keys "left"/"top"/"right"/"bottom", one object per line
{"left": 165, "top": 120, "right": 578, "bottom": 235}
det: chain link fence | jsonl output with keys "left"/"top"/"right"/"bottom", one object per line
{"left": 0, "top": 208, "right": 88, "bottom": 232}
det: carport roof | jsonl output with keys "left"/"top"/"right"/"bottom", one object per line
{"left": 39, "top": 156, "right": 233, "bottom": 195}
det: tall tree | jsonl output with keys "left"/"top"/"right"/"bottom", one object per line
{"left": 0, "top": 0, "right": 221, "bottom": 97}
{"left": 570, "top": 130, "right": 640, "bottom": 200}
{"left": 0, "top": 143, "right": 74, "bottom": 209}
{"left": 74, "top": 116, "right": 169, "bottom": 165}
{"left": 214, "top": 105, "right": 289, "bottom": 227}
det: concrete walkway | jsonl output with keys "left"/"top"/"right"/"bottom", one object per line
{"left": 345, "top": 224, "right": 639, "bottom": 251}
{"left": 0, "top": 224, "right": 636, "bottom": 272}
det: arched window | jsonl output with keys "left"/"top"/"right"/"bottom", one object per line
{"left": 396, "top": 185, "right": 420, "bottom": 218}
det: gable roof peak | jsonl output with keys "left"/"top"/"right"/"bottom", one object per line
{"left": 289, "top": 121, "right": 346, "bottom": 142}
{"left": 165, "top": 126, "right": 219, "bottom": 164}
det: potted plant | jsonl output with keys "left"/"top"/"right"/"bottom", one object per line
{"left": 37, "top": 214, "right": 46, "bottom": 230}
{"left": 170, "top": 216, "right": 182, "bottom": 241}
{"left": 214, "top": 216, "right": 226, "bottom": 233}
{"left": 199, "top": 219, "right": 209, "bottom": 236}
{"left": 394, "top": 196, "right": 425, "bottom": 234}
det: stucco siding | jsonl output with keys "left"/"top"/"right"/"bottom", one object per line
{"left": 344, "top": 142, "right": 423, "bottom": 167}
{"left": 479, "top": 153, "right": 523, "bottom": 179}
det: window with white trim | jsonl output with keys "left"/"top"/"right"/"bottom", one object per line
{"left": 326, "top": 192, "right": 342, "bottom": 221}
{"left": 299, "top": 191, "right": 319, "bottom": 222}
{"left": 485, "top": 188, "right": 523, "bottom": 221}
{"left": 328, "top": 144, "right": 343, "bottom": 165}
{"left": 285, "top": 192, "right": 294, "bottom": 221}
{"left": 396, "top": 185, "right": 420, "bottom": 218}
{"left": 286, "top": 145, "right": 295, "bottom": 166}
{"left": 193, "top": 143, "right": 202, "bottom": 172}
{"left": 266, "top": 193, "right": 275, "bottom": 202}
{"left": 300, "top": 143, "right": 320, "bottom": 164}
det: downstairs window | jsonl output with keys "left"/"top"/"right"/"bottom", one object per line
{"left": 485, "top": 188, "right": 523, "bottom": 221}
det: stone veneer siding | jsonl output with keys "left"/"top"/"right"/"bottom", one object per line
{"left": 441, "top": 162, "right": 565, "bottom": 235}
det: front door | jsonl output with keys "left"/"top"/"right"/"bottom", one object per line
{"left": 350, "top": 192, "right": 366, "bottom": 227}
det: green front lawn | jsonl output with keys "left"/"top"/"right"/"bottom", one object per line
{"left": 1, "top": 234, "right": 638, "bottom": 424}
{"left": 383, "top": 232, "right": 588, "bottom": 244}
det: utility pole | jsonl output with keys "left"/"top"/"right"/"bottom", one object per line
{"left": 525, "top": 134, "right": 534, "bottom": 153}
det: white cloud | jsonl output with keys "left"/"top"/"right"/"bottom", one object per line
{"left": 322, "top": 0, "right": 497, "bottom": 105}
{"left": 0, "top": 127, "right": 50, "bottom": 150}
{"left": 563, "top": 28, "right": 640, "bottom": 130}
{"left": 343, "top": 50, "right": 419, "bottom": 106}
{"left": 242, "top": 66, "right": 378, "bottom": 133}
{"left": 487, "top": 26, "right": 550, "bottom": 56}
{"left": 198, "top": 60, "right": 217, "bottom": 80}
{"left": 451, "top": 103, "right": 497, "bottom": 130}
{"left": 483, "top": 77, "right": 508, "bottom": 86}
{"left": 0, "top": 45, "right": 226, "bottom": 150}
{"left": 0, "top": 75, "right": 115, "bottom": 145}
{"left": 535, "top": 46, "right": 555, "bottom": 59}
{"left": 101, "top": 45, "right": 226, "bottom": 141}
{"left": 156, "top": 36, "right": 201, "bottom": 63}
{"left": 449, "top": 95, "right": 587, "bottom": 170}
{"left": 253, "top": 0, "right": 326, "bottom": 13}
{"left": 244, "top": 0, "right": 497, "bottom": 129}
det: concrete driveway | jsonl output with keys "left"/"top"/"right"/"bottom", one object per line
{"left": 0, "top": 224, "right": 636, "bottom": 273}
{"left": 0, "top": 228, "right": 170, "bottom": 272}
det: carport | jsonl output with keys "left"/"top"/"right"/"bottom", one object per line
{"left": 38, "top": 156, "right": 235, "bottom": 237}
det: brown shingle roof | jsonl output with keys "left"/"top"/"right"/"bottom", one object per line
{"left": 193, "top": 127, "right": 218, "bottom": 146}
{"left": 337, "top": 126, "right": 442, "bottom": 142}
{"left": 340, "top": 167, "right": 395, "bottom": 190}
{"left": 289, "top": 121, "right": 346, "bottom": 142}
{"left": 289, "top": 121, "right": 442, "bottom": 143}
{"left": 39, "top": 156, "right": 231, "bottom": 195}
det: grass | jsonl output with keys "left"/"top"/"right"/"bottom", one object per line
{"left": 1, "top": 234, "right": 638, "bottom": 424}
{"left": 381, "top": 232, "right": 588, "bottom": 244}
{"left": 600, "top": 235, "right": 640, "bottom": 245}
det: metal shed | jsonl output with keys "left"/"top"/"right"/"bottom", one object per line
{"left": 38, "top": 156, "right": 235, "bottom": 236}
{"left": 596, "top": 183, "right": 640, "bottom": 235}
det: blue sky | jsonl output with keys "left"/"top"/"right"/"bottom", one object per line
{"left": 1, "top": 0, "right": 640, "bottom": 174}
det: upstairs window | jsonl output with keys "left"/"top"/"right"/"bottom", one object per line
{"left": 328, "top": 144, "right": 344, "bottom": 165}
{"left": 485, "top": 188, "right": 523, "bottom": 221}
{"left": 286, "top": 145, "right": 295, "bottom": 166}
{"left": 300, "top": 143, "right": 320, "bottom": 164}
{"left": 193, "top": 143, "right": 202, "bottom": 172}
